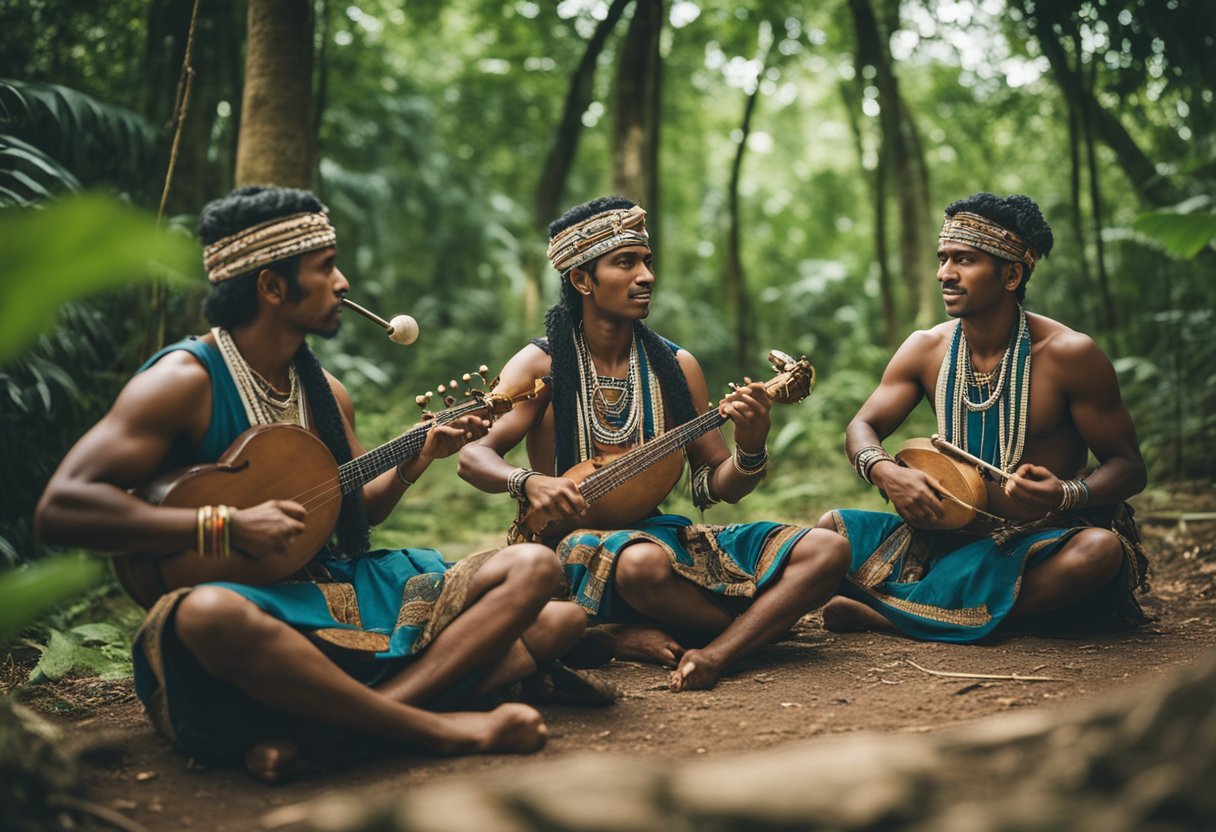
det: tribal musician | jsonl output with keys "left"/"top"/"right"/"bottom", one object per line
{"left": 819, "top": 192, "right": 1150, "bottom": 641}
{"left": 458, "top": 196, "right": 849, "bottom": 691}
{"left": 35, "top": 186, "right": 595, "bottom": 782}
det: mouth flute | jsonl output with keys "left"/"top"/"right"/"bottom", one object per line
{"left": 340, "top": 297, "right": 420, "bottom": 345}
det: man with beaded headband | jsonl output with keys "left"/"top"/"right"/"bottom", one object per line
{"left": 817, "top": 192, "right": 1150, "bottom": 641}
{"left": 459, "top": 196, "right": 850, "bottom": 691}
{"left": 35, "top": 186, "right": 601, "bottom": 781}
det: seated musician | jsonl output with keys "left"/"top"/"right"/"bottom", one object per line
{"left": 34, "top": 186, "right": 593, "bottom": 782}
{"left": 458, "top": 196, "right": 849, "bottom": 691}
{"left": 818, "top": 192, "right": 1150, "bottom": 641}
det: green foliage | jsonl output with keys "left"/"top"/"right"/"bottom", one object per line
{"left": 0, "top": 194, "right": 198, "bottom": 362}
{"left": 0, "top": 554, "right": 105, "bottom": 643}
{"left": 1132, "top": 205, "right": 1216, "bottom": 259}
{"left": 0, "top": 79, "right": 160, "bottom": 201}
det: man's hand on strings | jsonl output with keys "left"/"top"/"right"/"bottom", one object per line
{"left": 420, "top": 415, "right": 491, "bottom": 462}
{"left": 231, "top": 499, "right": 307, "bottom": 559}
{"left": 523, "top": 475, "right": 587, "bottom": 524}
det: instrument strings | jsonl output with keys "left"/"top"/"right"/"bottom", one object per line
{"left": 277, "top": 400, "right": 483, "bottom": 514}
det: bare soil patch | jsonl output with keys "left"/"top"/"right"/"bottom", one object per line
{"left": 13, "top": 501, "right": 1216, "bottom": 832}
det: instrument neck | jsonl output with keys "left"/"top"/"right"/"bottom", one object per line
{"left": 336, "top": 402, "right": 479, "bottom": 494}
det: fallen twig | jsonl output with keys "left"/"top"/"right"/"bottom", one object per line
{"left": 906, "top": 659, "right": 1067, "bottom": 683}
{"left": 48, "top": 795, "right": 152, "bottom": 832}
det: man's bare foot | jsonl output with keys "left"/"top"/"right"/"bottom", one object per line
{"left": 821, "top": 596, "right": 897, "bottom": 633}
{"left": 669, "top": 648, "right": 722, "bottom": 692}
{"left": 437, "top": 703, "right": 548, "bottom": 755}
{"left": 244, "top": 740, "right": 300, "bottom": 785}
{"left": 611, "top": 625, "right": 683, "bottom": 665}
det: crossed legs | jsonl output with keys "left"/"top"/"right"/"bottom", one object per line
{"left": 611, "top": 528, "right": 850, "bottom": 691}
{"left": 816, "top": 512, "right": 1126, "bottom": 634}
{"left": 173, "top": 543, "right": 582, "bottom": 780}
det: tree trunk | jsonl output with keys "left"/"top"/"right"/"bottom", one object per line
{"left": 235, "top": 0, "right": 316, "bottom": 188}
{"left": 1066, "top": 85, "right": 1096, "bottom": 330}
{"left": 840, "top": 75, "right": 897, "bottom": 348}
{"left": 1023, "top": 1, "right": 1181, "bottom": 209}
{"left": 725, "top": 82, "right": 762, "bottom": 374}
{"left": 1078, "top": 46, "right": 1116, "bottom": 334}
{"left": 535, "top": 0, "right": 632, "bottom": 231}
{"left": 612, "top": 0, "right": 663, "bottom": 248}
{"left": 849, "top": 0, "right": 933, "bottom": 331}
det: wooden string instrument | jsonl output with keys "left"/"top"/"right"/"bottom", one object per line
{"left": 509, "top": 350, "right": 815, "bottom": 544}
{"left": 113, "top": 375, "right": 548, "bottom": 608}
{"left": 893, "top": 434, "right": 1009, "bottom": 530}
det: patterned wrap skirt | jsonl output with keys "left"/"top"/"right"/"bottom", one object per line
{"left": 556, "top": 514, "right": 809, "bottom": 623}
{"left": 132, "top": 547, "right": 491, "bottom": 763}
{"left": 827, "top": 504, "right": 1149, "bottom": 642}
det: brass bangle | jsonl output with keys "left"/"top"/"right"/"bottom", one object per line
{"left": 197, "top": 506, "right": 208, "bottom": 557}
{"left": 731, "top": 445, "right": 768, "bottom": 477}
{"left": 396, "top": 464, "right": 416, "bottom": 487}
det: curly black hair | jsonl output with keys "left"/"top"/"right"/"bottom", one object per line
{"left": 543, "top": 196, "right": 697, "bottom": 474}
{"left": 197, "top": 186, "right": 369, "bottom": 556}
{"left": 944, "top": 192, "right": 1054, "bottom": 302}
{"left": 199, "top": 186, "right": 327, "bottom": 329}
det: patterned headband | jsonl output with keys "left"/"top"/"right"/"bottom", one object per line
{"left": 547, "top": 204, "right": 649, "bottom": 273}
{"left": 939, "top": 211, "right": 1037, "bottom": 271}
{"left": 203, "top": 212, "right": 337, "bottom": 284}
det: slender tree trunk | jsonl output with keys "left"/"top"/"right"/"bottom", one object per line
{"left": 849, "top": 0, "right": 932, "bottom": 330}
{"left": 1066, "top": 87, "right": 1096, "bottom": 330}
{"left": 530, "top": 0, "right": 630, "bottom": 331}
{"left": 235, "top": 0, "right": 316, "bottom": 188}
{"left": 1078, "top": 50, "right": 1116, "bottom": 334}
{"left": 840, "top": 80, "right": 897, "bottom": 347}
{"left": 535, "top": 0, "right": 631, "bottom": 231}
{"left": 1023, "top": 1, "right": 1180, "bottom": 209}
{"left": 612, "top": 0, "right": 663, "bottom": 248}
{"left": 725, "top": 82, "right": 762, "bottom": 374}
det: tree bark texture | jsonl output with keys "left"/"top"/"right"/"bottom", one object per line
{"left": 612, "top": 0, "right": 663, "bottom": 248}
{"left": 235, "top": 0, "right": 316, "bottom": 188}
{"left": 849, "top": 0, "right": 933, "bottom": 331}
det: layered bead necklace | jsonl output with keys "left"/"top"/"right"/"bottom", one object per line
{"left": 934, "top": 307, "right": 1031, "bottom": 473}
{"left": 213, "top": 327, "right": 310, "bottom": 429}
{"left": 572, "top": 324, "right": 664, "bottom": 462}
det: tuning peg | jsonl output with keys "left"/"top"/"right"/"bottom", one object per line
{"left": 415, "top": 393, "right": 430, "bottom": 408}
{"left": 478, "top": 365, "right": 490, "bottom": 382}
{"left": 443, "top": 395, "right": 456, "bottom": 407}
{"left": 437, "top": 383, "right": 448, "bottom": 396}
{"left": 462, "top": 372, "right": 473, "bottom": 384}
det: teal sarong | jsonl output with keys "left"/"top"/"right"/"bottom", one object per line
{"left": 557, "top": 514, "right": 808, "bottom": 624}
{"left": 828, "top": 506, "right": 1148, "bottom": 642}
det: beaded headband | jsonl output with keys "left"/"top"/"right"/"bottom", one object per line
{"left": 203, "top": 211, "right": 337, "bottom": 284}
{"left": 939, "top": 211, "right": 1038, "bottom": 271}
{"left": 547, "top": 204, "right": 649, "bottom": 274}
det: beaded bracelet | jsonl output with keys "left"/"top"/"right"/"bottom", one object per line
{"left": 1057, "top": 478, "right": 1092, "bottom": 512}
{"left": 853, "top": 445, "right": 895, "bottom": 485}
{"left": 507, "top": 467, "right": 538, "bottom": 502}
{"left": 732, "top": 445, "right": 768, "bottom": 477}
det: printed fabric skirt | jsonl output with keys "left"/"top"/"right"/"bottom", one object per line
{"left": 827, "top": 504, "right": 1150, "bottom": 642}
{"left": 132, "top": 547, "right": 491, "bottom": 763}
{"left": 556, "top": 513, "right": 809, "bottom": 624}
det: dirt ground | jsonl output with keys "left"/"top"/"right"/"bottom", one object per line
{"left": 13, "top": 503, "right": 1216, "bottom": 832}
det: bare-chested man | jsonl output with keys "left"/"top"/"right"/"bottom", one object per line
{"left": 818, "top": 192, "right": 1150, "bottom": 641}
{"left": 35, "top": 186, "right": 590, "bottom": 781}
{"left": 458, "top": 196, "right": 849, "bottom": 690}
